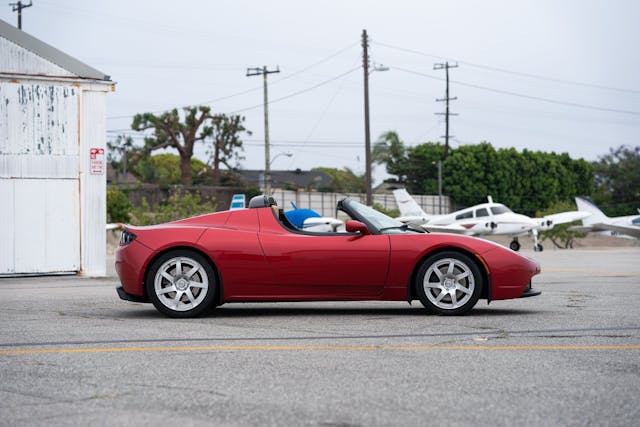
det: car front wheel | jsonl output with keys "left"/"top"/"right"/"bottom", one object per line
{"left": 146, "top": 250, "right": 216, "bottom": 318}
{"left": 416, "top": 251, "right": 483, "bottom": 315}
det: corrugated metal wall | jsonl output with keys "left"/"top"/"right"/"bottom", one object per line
{"left": 0, "top": 36, "right": 75, "bottom": 77}
{"left": 79, "top": 89, "right": 107, "bottom": 277}
{"left": 0, "top": 81, "right": 81, "bottom": 274}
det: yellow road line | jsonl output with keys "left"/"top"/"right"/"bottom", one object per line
{"left": 1, "top": 344, "right": 639, "bottom": 356}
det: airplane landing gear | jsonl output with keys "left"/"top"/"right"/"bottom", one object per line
{"left": 509, "top": 238, "right": 521, "bottom": 251}
{"left": 530, "top": 229, "right": 544, "bottom": 252}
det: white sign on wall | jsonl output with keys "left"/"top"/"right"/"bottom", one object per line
{"left": 89, "top": 147, "right": 105, "bottom": 175}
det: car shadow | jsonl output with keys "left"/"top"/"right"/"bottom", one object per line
{"left": 113, "top": 303, "right": 537, "bottom": 319}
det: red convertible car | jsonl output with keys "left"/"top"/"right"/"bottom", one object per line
{"left": 115, "top": 195, "right": 541, "bottom": 318}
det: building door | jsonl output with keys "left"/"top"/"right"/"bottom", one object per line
{"left": 0, "top": 82, "right": 81, "bottom": 275}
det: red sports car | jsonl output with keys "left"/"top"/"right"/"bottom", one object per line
{"left": 115, "top": 195, "right": 541, "bottom": 318}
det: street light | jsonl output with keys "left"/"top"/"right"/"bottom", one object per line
{"left": 270, "top": 151, "right": 293, "bottom": 166}
{"left": 259, "top": 152, "right": 293, "bottom": 192}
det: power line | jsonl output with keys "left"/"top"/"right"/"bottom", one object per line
{"left": 374, "top": 41, "right": 640, "bottom": 94}
{"left": 106, "top": 43, "right": 358, "bottom": 121}
{"left": 230, "top": 67, "right": 360, "bottom": 114}
{"left": 393, "top": 66, "right": 640, "bottom": 116}
{"left": 292, "top": 57, "right": 360, "bottom": 170}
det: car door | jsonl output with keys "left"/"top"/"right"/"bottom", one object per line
{"left": 258, "top": 230, "right": 390, "bottom": 299}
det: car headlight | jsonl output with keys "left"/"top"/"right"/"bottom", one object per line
{"left": 120, "top": 230, "right": 137, "bottom": 246}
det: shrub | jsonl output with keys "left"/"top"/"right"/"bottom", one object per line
{"left": 107, "top": 186, "right": 132, "bottom": 223}
{"left": 130, "top": 189, "right": 216, "bottom": 225}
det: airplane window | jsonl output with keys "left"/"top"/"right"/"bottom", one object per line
{"left": 490, "top": 205, "right": 511, "bottom": 215}
{"left": 455, "top": 211, "right": 473, "bottom": 220}
{"left": 475, "top": 208, "right": 489, "bottom": 217}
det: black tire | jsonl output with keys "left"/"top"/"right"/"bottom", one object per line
{"left": 509, "top": 240, "right": 521, "bottom": 251}
{"left": 145, "top": 249, "right": 217, "bottom": 318}
{"left": 534, "top": 243, "right": 544, "bottom": 252}
{"left": 415, "top": 251, "right": 483, "bottom": 316}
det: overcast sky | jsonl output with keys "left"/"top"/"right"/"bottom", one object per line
{"left": 3, "top": 0, "right": 639, "bottom": 184}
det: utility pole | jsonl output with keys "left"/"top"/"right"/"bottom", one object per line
{"left": 9, "top": 0, "right": 32, "bottom": 30}
{"left": 247, "top": 65, "right": 280, "bottom": 195}
{"left": 362, "top": 29, "right": 373, "bottom": 206}
{"left": 434, "top": 62, "right": 458, "bottom": 158}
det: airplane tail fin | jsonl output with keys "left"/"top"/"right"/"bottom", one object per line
{"left": 575, "top": 196, "right": 608, "bottom": 226}
{"left": 393, "top": 189, "right": 429, "bottom": 218}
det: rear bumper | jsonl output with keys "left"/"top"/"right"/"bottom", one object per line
{"left": 116, "top": 285, "right": 149, "bottom": 303}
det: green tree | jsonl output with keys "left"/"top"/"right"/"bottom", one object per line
{"left": 132, "top": 153, "right": 209, "bottom": 185}
{"left": 593, "top": 145, "right": 640, "bottom": 216}
{"left": 207, "top": 114, "right": 250, "bottom": 186}
{"left": 372, "top": 131, "right": 408, "bottom": 181}
{"left": 404, "top": 143, "right": 446, "bottom": 194}
{"left": 132, "top": 106, "right": 215, "bottom": 185}
{"left": 373, "top": 132, "right": 446, "bottom": 194}
{"left": 373, "top": 131, "right": 595, "bottom": 214}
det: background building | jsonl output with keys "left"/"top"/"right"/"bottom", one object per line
{"left": 0, "top": 19, "right": 114, "bottom": 276}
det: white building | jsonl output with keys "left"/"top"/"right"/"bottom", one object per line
{"left": 0, "top": 19, "right": 114, "bottom": 276}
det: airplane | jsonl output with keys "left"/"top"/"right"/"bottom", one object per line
{"left": 393, "top": 188, "right": 590, "bottom": 252}
{"left": 570, "top": 196, "right": 640, "bottom": 238}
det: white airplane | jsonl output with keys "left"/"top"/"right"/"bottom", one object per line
{"left": 393, "top": 189, "right": 590, "bottom": 251}
{"left": 571, "top": 196, "right": 640, "bottom": 238}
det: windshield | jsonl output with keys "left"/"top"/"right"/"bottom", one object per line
{"left": 490, "top": 205, "right": 512, "bottom": 215}
{"left": 346, "top": 200, "right": 422, "bottom": 234}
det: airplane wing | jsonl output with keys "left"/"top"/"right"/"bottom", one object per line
{"left": 575, "top": 223, "right": 640, "bottom": 238}
{"left": 419, "top": 223, "right": 470, "bottom": 234}
{"left": 537, "top": 211, "right": 591, "bottom": 230}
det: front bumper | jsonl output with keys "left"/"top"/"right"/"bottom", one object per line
{"left": 519, "top": 282, "right": 542, "bottom": 298}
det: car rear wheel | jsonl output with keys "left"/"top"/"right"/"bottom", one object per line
{"left": 146, "top": 249, "right": 216, "bottom": 318}
{"left": 416, "top": 251, "right": 483, "bottom": 315}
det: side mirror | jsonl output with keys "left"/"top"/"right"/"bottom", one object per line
{"left": 345, "top": 220, "right": 371, "bottom": 235}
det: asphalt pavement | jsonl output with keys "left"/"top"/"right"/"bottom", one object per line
{"left": 1, "top": 247, "right": 639, "bottom": 426}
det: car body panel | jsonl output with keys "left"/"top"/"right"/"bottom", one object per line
{"left": 257, "top": 209, "right": 390, "bottom": 299}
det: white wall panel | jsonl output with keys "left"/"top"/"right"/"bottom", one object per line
{"left": 1, "top": 178, "right": 80, "bottom": 274}
{"left": 13, "top": 179, "right": 47, "bottom": 272}
{"left": 0, "top": 82, "right": 79, "bottom": 179}
{"left": 0, "top": 179, "right": 15, "bottom": 274}
{"left": 44, "top": 179, "right": 80, "bottom": 272}
{"left": 79, "top": 90, "right": 106, "bottom": 276}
